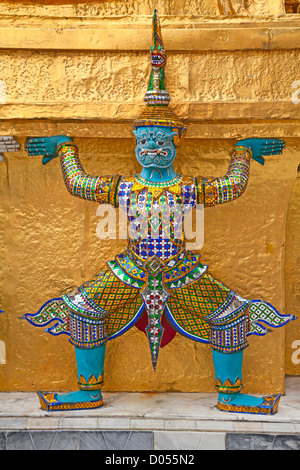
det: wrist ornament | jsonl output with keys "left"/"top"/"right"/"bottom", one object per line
{"left": 233, "top": 146, "right": 253, "bottom": 160}
{"left": 57, "top": 141, "right": 78, "bottom": 154}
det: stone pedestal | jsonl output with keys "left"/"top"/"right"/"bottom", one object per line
{"left": 0, "top": 377, "right": 300, "bottom": 450}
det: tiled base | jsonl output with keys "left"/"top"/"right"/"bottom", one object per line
{"left": 0, "top": 377, "right": 300, "bottom": 450}
{"left": 0, "top": 430, "right": 153, "bottom": 451}
{"left": 226, "top": 433, "right": 300, "bottom": 451}
{"left": 1, "top": 430, "right": 300, "bottom": 450}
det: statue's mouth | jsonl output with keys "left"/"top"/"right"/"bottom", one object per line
{"left": 139, "top": 149, "right": 168, "bottom": 158}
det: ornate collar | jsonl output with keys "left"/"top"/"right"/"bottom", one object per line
{"left": 123, "top": 174, "right": 193, "bottom": 200}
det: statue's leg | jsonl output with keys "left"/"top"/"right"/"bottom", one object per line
{"left": 210, "top": 318, "right": 280, "bottom": 415}
{"left": 26, "top": 269, "right": 139, "bottom": 412}
{"left": 56, "top": 345, "right": 105, "bottom": 403}
{"left": 37, "top": 307, "right": 107, "bottom": 411}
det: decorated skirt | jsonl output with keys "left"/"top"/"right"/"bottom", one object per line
{"left": 24, "top": 249, "right": 295, "bottom": 369}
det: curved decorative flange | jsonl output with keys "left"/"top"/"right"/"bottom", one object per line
{"left": 217, "top": 393, "right": 281, "bottom": 415}
{"left": 37, "top": 391, "right": 103, "bottom": 412}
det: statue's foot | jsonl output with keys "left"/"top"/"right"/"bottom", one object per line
{"left": 217, "top": 392, "right": 281, "bottom": 415}
{"left": 37, "top": 390, "right": 103, "bottom": 412}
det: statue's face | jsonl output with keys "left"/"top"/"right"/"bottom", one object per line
{"left": 133, "top": 126, "right": 177, "bottom": 169}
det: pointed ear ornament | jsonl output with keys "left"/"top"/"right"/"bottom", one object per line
{"left": 132, "top": 9, "right": 186, "bottom": 143}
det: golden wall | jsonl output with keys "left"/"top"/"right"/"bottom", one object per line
{"left": 0, "top": 0, "right": 300, "bottom": 394}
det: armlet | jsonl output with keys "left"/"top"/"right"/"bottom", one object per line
{"left": 107, "top": 175, "right": 122, "bottom": 207}
{"left": 195, "top": 176, "right": 217, "bottom": 207}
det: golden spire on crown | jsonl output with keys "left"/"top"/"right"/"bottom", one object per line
{"left": 133, "top": 10, "right": 185, "bottom": 132}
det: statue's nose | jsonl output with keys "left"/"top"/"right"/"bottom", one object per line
{"left": 147, "top": 139, "right": 156, "bottom": 149}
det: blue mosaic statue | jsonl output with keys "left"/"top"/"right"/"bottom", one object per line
{"left": 24, "top": 11, "right": 294, "bottom": 414}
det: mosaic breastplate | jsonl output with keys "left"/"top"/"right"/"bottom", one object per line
{"left": 117, "top": 174, "right": 197, "bottom": 261}
{"left": 111, "top": 174, "right": 205, "bottom": 368}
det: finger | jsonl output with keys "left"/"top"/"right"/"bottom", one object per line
{"left": 25, "top": 138, "right": 46, "bottom": 145}
{"left": 262, "top": 150, "right": 284, "bottom": 156}
{"left": 25, "top": 143, "right": 46, "bottom": 150}
{"left": 26, "top": 137, "right": 46, "bottom": 142}
{"left": 27, "top": 150, "right": 48, "bottom": 156}
{"left": 25, "top": 140, "right": 45, "bottom": 147}
{"left": 263, "top": 140, "right": 285, "bottom": 147}
{"left": 0, "top": 140, "right": 19, "bottom": 147}
{"left": 264, "top": 139, "right": 285, "bottom": 146}
{"left": 264, "top": 145, "right": 285, "bottom": 153}
{"left": 25, "top": 146, "right": 46, "bottom": 154}
{"left": 261, "top": 145, "right": 285, "bottom": 154}
{"left": 25, "top": 142, "right": 45, "bottom": 147}
{"left": 261, "top": 151, "right": 282, "bottom": 157}
{"left": 264, "top": 140, "right": 285, "bottom": 145}
{"left": 263, "top": 143, "right": 285, "bottom": 150}
{"left": 26, "top": 145, "right": 46, "bottom": 152}
{"left": 0, "top": 145, "right": 20, "bottom": 152}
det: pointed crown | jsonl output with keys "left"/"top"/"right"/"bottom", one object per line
{"left": 133, "top": 10, "right": 185, "bottom": 138}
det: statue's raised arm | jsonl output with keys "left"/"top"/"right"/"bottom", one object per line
{"left": 197, "top": 138, "right": 286, "bottom": 207}
{"left": 25, "top": 135, "right": 120, "bottom": 206}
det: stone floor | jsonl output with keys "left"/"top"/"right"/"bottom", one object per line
{"left": 0, "top": 376, "right": 300, "bottom": 450}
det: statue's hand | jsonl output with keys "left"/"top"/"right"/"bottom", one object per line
{"left": 235, "top": 138, "right": 285, "bottom": 165}
{"left": 25, "top": 135, "right": 73, "bottom": 165}
{"left": 0, "top": 136, "right": 21, "bottom": 162}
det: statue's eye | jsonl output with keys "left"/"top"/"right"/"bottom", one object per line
{"left": 157, "top": 141, "right": 165, "bottom": 146}
{"left": 140, "top": 139, "right": 147, "bottom": 145}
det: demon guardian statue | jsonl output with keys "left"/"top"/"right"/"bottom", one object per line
{"left": 24, "top": 11, "right": 294, "bottom": 414}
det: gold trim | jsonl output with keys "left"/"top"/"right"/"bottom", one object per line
{"left": 57, "top": 142, "right": 78, "bottom": 154}
{"left": 232, "top": 146, "right": 253, "bottom": 160}
{"left": 108, "top": 174, "right": 122, "bottom": 207}
{"left": 216, "top": 377, "right": 243, "bottom": 393}
{"left": 201, "top": 177, "right": 218, "bottom": 207}
{"left": 133, "top": 106, "right": 185, "bottom": 131}
{"left": 38, "top": 392, "right": 103, "bottom": 412}
{"left": 217, "top": 394, "right": 281, "bottom": 415}
{"left": 78, "top": 372, "right": 104, "bottom": 391}
{"left": 125, "top": 174, "right": 195, "bottom": 201}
